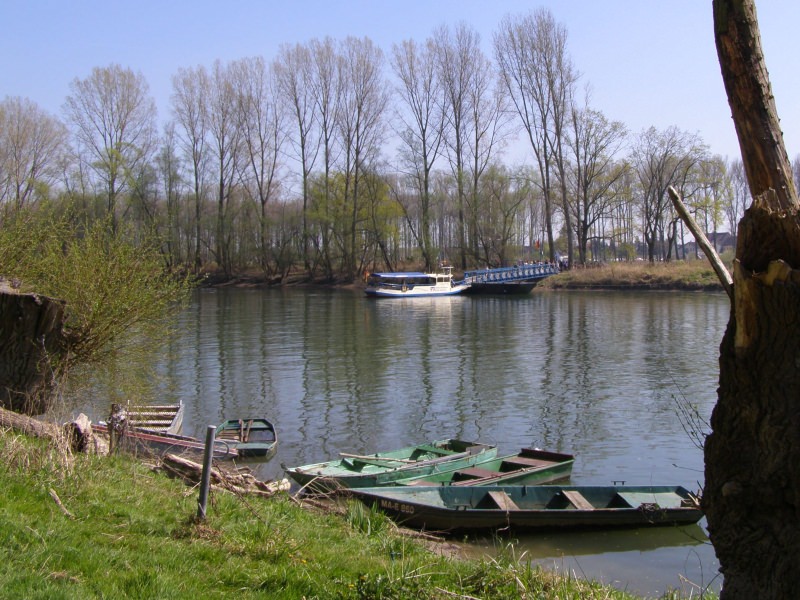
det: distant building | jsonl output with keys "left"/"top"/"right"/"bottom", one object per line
{"left": 682, "top": 232, "right": 736, "bottom": 257}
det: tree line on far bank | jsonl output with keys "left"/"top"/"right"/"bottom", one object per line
{"left": 2, "top": 8, "right": 796, "bottom": 281}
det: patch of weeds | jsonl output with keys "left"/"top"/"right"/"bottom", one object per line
{"left": 345, "top": 499, "right": 391, "bottom": 536}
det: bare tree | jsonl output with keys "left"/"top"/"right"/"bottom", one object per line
{"left": 154, "top": 121, "right": 183, "bottom": 268}
{"left": 434, "top": 22, "right": 511, "bottom": 269}
{"left": 690, "top": 155, "right": 729, "bottom": 256}
{"left": 232, "top": 56, "right": 286, "bottom": 275}
{"left": 433, "top": 23, "right": 472, "bottom": 268}
{"left": 337, "top": 36, "right": 389, "bottom": 280}
{"left": 207, "top": 60, "right": 242, "bottom": 276}
{"left": 391, "top": 36, "right": 445, "bottom": 270}
{"left": 567, "top": 99, "right": 628, "bottom": 264}
{"left": 309, "top": 37, "right": 343, "bottom": 278}
{"left": 464, "top": 43, "right": 513, "bottom": 265}
{"left": 275, "top": 42, "right": 319, "bottom": 274}
{"left": 63, "top": 64, "right": 157, "bottom": 230}
{"left": 0, "top": 96, "right": 68, "bottom": 216}
{"left": 541, "top": 15, "right": 579, "bottom": 267}
{"left": 474, "top": 164, "right": 529, "bottom": 266}
{"left": 494, "top": 9, "right": 576, "bottom": 265}
{"left": 171, "top": 65, "right": 210, "bottom": 272}
{"left": 631, "top": 125, "right": 705, "bottom": 261}
{"left": 726, "top": 158, "right": 749, "bottom": 237}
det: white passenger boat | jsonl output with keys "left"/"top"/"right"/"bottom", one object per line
{"left": 364, "top": 266, "right": 470, "bottom": 297}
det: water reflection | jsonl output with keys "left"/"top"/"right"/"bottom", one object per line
{"left": 85, "top": 287, "right": 727, "bottom": 595}
{"left": 461, "top": 523, "right": 717, "bottom": 597}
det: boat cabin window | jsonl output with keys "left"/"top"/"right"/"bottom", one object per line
{"left": 367, "top": 274, "right": 436, "bottom": 287}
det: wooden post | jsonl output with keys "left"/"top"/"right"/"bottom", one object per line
{"left": 667, "top": 185, "right": 733, "bottom": 299}
{"left": 196, "top": 425, "right": 216, "bottom": 520}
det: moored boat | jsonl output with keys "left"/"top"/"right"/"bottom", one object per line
{"left": 393, "top": 447, "right": 574, "bottom": 487}
{"left": 365, "top": 266, "right": 470, "bottom": 297}
{"left": 348, "top": 484, "right": 703, "bottom": 533}
{"left": 216, "top": 418, "right": 278, "bottom": 460}
{"left": 97, "top": 401, "right": 242, "bottom": 460}
{"left": 284, "top": 439, "right": 497, "bottom": 490}
{"left": 461, "top": 263, "right": 559, "bottom": 295}
{"left": 94, "top": 422, "right": 240, "bottom": 460}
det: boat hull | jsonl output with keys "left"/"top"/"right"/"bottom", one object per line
{"left": 284, "top": 439, "right": 497, "bottom": 490}
{"left": 349, "top": 485, "right": 703, "bottom": 533}
{"left": 364, "top": 284, "right": 470, "bottom": 297}
{"left": 463, "top": 281, "right": 538, "bottom": 295}
{"left": 364, "top": 285, "right": 469, "bottom": 298}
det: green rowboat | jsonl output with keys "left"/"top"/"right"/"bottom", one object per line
{"left": 284, "top": 439, "right": 497, "bottom": 490}
{"left": 393, "top": 448, "right": 574, "bottom": 487}
{"left": 216, "top": 418, "right": 278, "bottom": 461}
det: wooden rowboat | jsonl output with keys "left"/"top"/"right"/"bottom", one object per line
{"left": 348, "top": 485, "right": 703, "bottom": 533}
{"left": 97, "top": 401, "right": 241, "bottom": 460}
{"left": 216, "top": 418, "right": 278, "bottom": 461}
{"left": 94, "top": 422, "right": 240, "bottom": 460}
{"left": 393, "top": 448, "right": 574, "bottom": 487}
{"left": 284, "top": 439, "right": 497, "bottom": 490}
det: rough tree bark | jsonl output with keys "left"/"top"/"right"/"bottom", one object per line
{"left": 706, "top": 1, "right": 800, "bottom": 597}
{"left": 0, "top": 282, "right": 67, "bottom": 415}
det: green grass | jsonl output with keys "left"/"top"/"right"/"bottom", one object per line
{"left": 0, "top": 429, "right": 707, "bottom": 599}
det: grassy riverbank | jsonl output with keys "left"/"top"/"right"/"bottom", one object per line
{"left": 0, "top": 429, "right": 707, "bottom": 599}
{"left": 540, "top": 261, "right": 726, "bottom": 291}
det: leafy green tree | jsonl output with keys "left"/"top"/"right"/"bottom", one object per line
{"left": 0, "top": 208, "right": 191, "bottom": 412}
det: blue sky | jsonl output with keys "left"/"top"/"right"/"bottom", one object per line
{"left": 2, "top": 1, "right": 798, "bottom": 162}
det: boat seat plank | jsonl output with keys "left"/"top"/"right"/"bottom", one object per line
{"left": 487, "top": 490, "right": 519, "bottom": 511}
{"left": 563, "top": 490, "right": 594, "bottom": 510}
{"left": 454, "top": 467, "right": 497, "bottom": 479}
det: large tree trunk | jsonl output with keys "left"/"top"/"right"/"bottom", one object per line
{"left": 0, "top": 283, "right": 67, "bottom": 415}
{"left": 706, "top": 2, "right": 800, "bottom": 597}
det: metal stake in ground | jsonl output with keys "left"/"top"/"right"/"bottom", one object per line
{"left": 197, "top": 425, "right": 216, "bottom": 520}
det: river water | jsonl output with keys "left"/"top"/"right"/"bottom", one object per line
{"left": 89, "top": 287, "right": 727, "bottom": 596}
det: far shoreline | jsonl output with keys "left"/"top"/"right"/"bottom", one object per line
{"left": 199, "top": 260, "right": 727, "bottom": 293}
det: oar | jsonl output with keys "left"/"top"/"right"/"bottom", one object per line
{"left": 339, "top": 452, "right": 416, "bottom": 463}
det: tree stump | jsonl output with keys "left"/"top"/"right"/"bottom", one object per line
{"left": 0, "top": 282, "right": 66, "bottom": 415}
